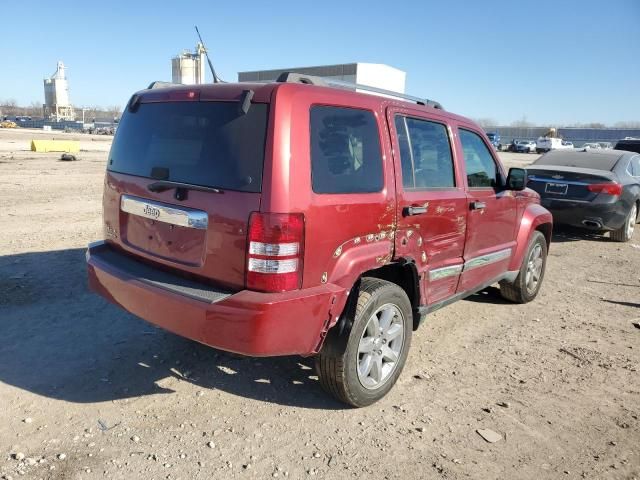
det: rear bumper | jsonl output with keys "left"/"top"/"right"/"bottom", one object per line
{"left": 86, "top": 242, "right": 344, "bottom": 356}
{"left": 541, "top": 199, "right": 626, "bottom": 230}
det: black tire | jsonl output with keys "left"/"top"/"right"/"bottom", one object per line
{"left": 500, "top": 231, "right": 547, "bottom": 303}
{"left": 315, "top": 278, "right": 412, "bottom": 407}
{"left": 610, "top": 203, "right": 637, "bottom": 242}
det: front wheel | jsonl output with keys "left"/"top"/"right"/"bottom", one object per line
{"left": 500, "top": 231, "right": 547, "bottom": 303}
{"left": 610, "top": 203, "right": 637, "bottom": 242}
{"left": 315, "top": 278, "right": 412, "bottom": 407}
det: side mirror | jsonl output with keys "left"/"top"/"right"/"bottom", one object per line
{"left": 506, "top": 167, "right": 527, "bottom": 191}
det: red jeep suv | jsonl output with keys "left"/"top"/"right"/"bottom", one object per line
{"left": 87, "top": 74, "right": 552, "bottom": 407}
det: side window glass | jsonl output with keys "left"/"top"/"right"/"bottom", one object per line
{"left": 310, "top": 106, "right": 383, "bottom": 194}
{"left": 459, "top": 129, "right": 500, "bottom": 188}
{"left": 394, "top": 115, "right": 455, "bottom": 189}
{"left": 632, "top": 156, "right": 640, "bottom": 177}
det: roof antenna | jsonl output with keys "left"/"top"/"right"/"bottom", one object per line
{"left": 195, "top": 25, "right": 223, "bottom": 83}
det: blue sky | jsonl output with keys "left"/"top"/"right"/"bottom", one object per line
{"left": 1, "top": 0, "right": 638, "bottom": 125}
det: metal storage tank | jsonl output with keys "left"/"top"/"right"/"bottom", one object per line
{"left": 171, "top": 44, "right": 206, "bottom": 85}
{"left": 43, "top": 61, "right": 75, "bottom": 121}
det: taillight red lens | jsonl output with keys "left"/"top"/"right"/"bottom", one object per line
{"left": 587, "top": 183, "right": 622, "bottom": 196}
{"left": 246, "top": 212, "right": 304, "bottom": 292}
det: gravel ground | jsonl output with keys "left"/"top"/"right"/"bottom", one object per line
{"left": 0, "top": 128, "right": 638, "bottom": 480}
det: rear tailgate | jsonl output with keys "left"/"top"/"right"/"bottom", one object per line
{"left": 527, "top": 166, "right": 618, "bottom": 202}
{"left": 103, "top": 94, "right": 269, "bottom": 290}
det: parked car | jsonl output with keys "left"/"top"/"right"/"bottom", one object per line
{"left": 515, "top": 140, "right": 536, "bottom": 153}
{"left": 527, "top": 149, "right": 640, "bottom": 241}
{"left": 582, "top": 142, "right": 602, "bottom": 150}
{"left": 507, "top": 139, "right": 526, "bottom": 152}
{"left": 536, "top": 137, "right": 573, "bottom": 154}
{"left": 598, "top": 142, "right": 613, "bottom": 149}
{"left": 486, "top": 132, "right": 502, "bottom": 150}
{"left": 615, "top": 138, "right": 640, "bottom": 154}
{"left": 86, "top": 75, "right": 553, "bottom": 406}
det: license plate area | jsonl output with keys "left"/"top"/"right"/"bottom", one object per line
{"left": 545, "top": 182, "right": 568, "bottom": 195}
{"left": 119, "top": 195, "right": 207, "bottom": 267}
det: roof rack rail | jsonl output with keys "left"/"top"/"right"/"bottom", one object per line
{"left": 275, "top": 71, "right": 443, "bottom": 110}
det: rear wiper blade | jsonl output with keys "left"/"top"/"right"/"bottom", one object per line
{"left": 147, "top": 180, "right": 222, "bottom": 194}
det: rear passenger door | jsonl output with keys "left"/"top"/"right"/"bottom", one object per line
{"left": 388, "top": 107, "right": 468, "bottom": 305}
{"left": 455, "top": 126, "right": 517, "bottom": 292}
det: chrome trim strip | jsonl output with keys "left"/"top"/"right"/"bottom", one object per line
{"left": 528, "top": 176, "right": 597, "bottom": 187}
{"left": 463, "top": 248, "right": 511, "bottom": 271}
{"left": 120, "top": 195, "right": 208, "bottom": 230}
{"left": 429, "top": 264, "right": 463, "bottom": 281}
{"left": 543, "top": 198, "right": 590, "bottom": 204}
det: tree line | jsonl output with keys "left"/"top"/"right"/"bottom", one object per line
{"left": 0, "top": 99, "right": 122, "bottom": 121}
{"left": 474, "top": 116, "right": 640, "bottom": 129}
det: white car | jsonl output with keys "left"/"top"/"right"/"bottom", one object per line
{"left": 515, "top": 140, "right": 536, "bottom": 153}
{"left": 536, "top": 137, "right": 573, "bottom": 154}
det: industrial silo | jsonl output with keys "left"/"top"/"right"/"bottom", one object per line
{"left": 43, "top": 61, "right": 75, "bottom": 121}
{"left": 171, "top": 43, "right": 206, "bottom": 85}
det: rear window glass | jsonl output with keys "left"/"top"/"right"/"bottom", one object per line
{"left": 108, "top": 101, "right": 268, "bottom": 193}
{"left": 533, "top": 151, "right": 623, "bottom": 171}
{"left": 310, "top": 106, "right": 383, "bottom": 194}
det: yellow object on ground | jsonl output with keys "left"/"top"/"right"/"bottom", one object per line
{"left": 30, "top": 139, "right": 80, "bottom": 153}
{"left": 0, "top": 121, "right": 17, "bottom": 128}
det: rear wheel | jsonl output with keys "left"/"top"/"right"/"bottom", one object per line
{"left": 500, "top": 231, "right": 547, "bottom": 303}
{"left": 610, "top": 203, "right": 637, "bottom": 242}
{"left": 315, "top": 278, "right": 412, "bottom": 407}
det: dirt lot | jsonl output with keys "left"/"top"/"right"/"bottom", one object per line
{"left": 0, "top": 128, "right": 638, "bottom": 480}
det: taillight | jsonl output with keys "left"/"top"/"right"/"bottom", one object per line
{"left": 587, "top": 183, "right": 623, "bottom": 196}
{"left": 246, "top": 212, "right": 304, "bottom": 292}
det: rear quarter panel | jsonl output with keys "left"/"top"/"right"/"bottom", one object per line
{"left": 264, "top": 85, "right": 397, "bottom": 294}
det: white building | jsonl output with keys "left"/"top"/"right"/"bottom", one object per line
{"left": 238, "top": 63, "right": 406, "bottom": 94}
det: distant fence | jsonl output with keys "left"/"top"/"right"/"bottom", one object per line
{"left": 484, "top": 127, "right": 640, "bottom": 147}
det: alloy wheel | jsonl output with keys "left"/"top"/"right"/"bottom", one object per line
{"left": 626, "top": 204, "right": 637, "bottom": 239}
{"left": 357, "top": 303, "right": 405, "bottom": 390}
{"left": 525, "top": 243, "right": 544, "bottom": 295}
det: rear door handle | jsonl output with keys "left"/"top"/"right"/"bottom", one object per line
{"left": 403, "top": 205, "right": 428, "bottom": 216}
{"left": 470, "top": 201, "right": 486, "bottom": 210}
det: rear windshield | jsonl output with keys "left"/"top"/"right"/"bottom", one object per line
{"left": 108, "top": 101, "right": 268, "bottom": 193}
{"left": 533, "top": 151, "right": 622, "bottom": 171}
